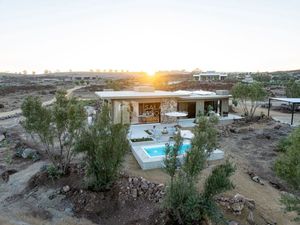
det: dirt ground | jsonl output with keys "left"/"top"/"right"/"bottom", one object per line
{"left": 233, "top": 103, "right": 300, "bottom": 126}
{"left": 123, "top": 119, "right": 299, "bottom": 225}
{"left": 72, "top": 84, "right": 105, "bottom": 99}
{"left": 0, "top": 113, "right": 299, "bottom": 225}
{"left": 0, "top": 123, "right": 163, "bottom": 225}
{"left": 0, "top": 75, "right": 74, "bottom": 112}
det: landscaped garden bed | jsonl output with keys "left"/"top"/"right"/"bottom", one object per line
{"left": 130, "top": 137, "right": 154, "bottom": 142}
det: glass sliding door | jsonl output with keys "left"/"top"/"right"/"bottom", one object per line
{"left": 204, "top": 100, "right": 218, "bottom": 115}
{"left": 177, "top": 102, "right": 196, "bottom": 118}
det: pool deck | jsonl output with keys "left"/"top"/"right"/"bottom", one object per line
{"left": 128, "top": 115, "right": 237, "bottom": 170}
{"left": 128, "top": 114, "right": 242, "bottom": 140}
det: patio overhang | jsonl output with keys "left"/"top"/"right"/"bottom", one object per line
{"left": 179, "top": 95, "right": 231, "bottom": 100}
{"left": 268, "top": 97, "right": 300, "bottom": 125}
{"left": 95, "top": 91, "right": 189, "bottom": 100}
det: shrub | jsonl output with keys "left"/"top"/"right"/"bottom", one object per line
{"left": 232, "top": 99, "right": 238, "bottom": 107}
{"left": 286, "top": 80, "right": 300, "bottom": 98}
{"left": 27, "top": 152, "right": 41, "bottom": 162}
{"left": 275, "top": 127, "right": 300, "bottom": 220}
{"left": 75, "top": 103, "right": 129, "bottom": 191}
{"left": 163, "top": 115, "right": 235, "bottom": 224}
{"left": 231, "top": 82, "right": 267, "bottom": 118}
{"left": 203, "top": 161, "right": 235, "bottom": 199}
{"left": 164, "top": 162, "right": 235, "bottom": 225}
{"left": 275, "top": 127, "right": 300, "bottom": 189}
{"left": 183, "top": 115, "right": 219, "bottom": 179}
{"left": 280, "top": 193, "right": 300, "bottom": 222}
{"left": 277, "top": 136, "right": 292, "bottom": 153}
{"left": 47, "top": 165, "right": 63, "bottom": 181}
{"left": 4, "top": 149, "right": 12, "bottom": 164}
{"left": 21, "top": 90, "right": 86, "bottom": 173}
{"left": 163, "top": 172, "right": 201, "bottom": 224}
{"left": 164, "top": 133, "right": 182, "bottom": 181}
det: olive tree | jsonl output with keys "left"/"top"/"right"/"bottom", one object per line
{"left": 183, "top": 115, "right": 219, "bottom": 179}
{"left": 74, "top": 103, "right": 129, "bottom": 191}
{"left": 275, "top": 127, "right": 300, "bottom": 221}
{"left": 21, "top": 90, "right": 86, "bottom": 173}
{"left": 231, "top": 82, "right": 267, "bottom": 119}
{"left": 164, "top": 133, "right": 182, "bottom": 183}
{"left": 286, "top": 80, "right": 300, "bottom": 98}
{"left": 163, "top": 115, "right": 235, "bottom": 225}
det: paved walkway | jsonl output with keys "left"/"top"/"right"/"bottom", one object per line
{"left": 0, "top": 86, "right": 84, "bottom": 120}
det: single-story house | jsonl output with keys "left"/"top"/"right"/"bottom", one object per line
{"left": 193, "top": 71, "right": 227, "bottom": 81}
{"left": 95, "top": 87, "right": 230, "bottom": 124}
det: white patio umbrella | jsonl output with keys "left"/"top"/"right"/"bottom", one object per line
{"left": 164, "top": 111, "right": 188, "bottom": 125}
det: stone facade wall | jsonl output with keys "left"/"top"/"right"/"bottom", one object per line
{"left": 160, "top": 98, "right": 178, "bottom": 123}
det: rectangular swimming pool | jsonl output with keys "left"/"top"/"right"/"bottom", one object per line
{"left": 143, "top": 143, "right": 191, "bottom": 157}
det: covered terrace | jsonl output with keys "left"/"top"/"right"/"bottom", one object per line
{"left": 268, "top": 97, "right": 300, "bottom": 125}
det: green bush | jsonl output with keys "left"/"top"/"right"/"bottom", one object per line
{"left": 277, "top": 136, "right": 292, "bottom": 153}
{"left": 163, "top": 115, "right": 235, "bottom": 225}
{"left": 286, "top": 80, "right": 300, "bottom": 98}
{"left": 164, "top": 162, "right": 235, "bottom": 225}
{"left": 280, "top": 193, "right": 300, "bottom": 222}
{"left": 203, "top": 161, "right": 235, "bottom": 199}
{"left": 164, "top": 133, "right": 182, "bottom": 181}
{"left": 4, "top": 149, "right": 12, "bottom": 164}
{"left": 275, "top": 127, "right": 300, "bottom": 189}
{"left": 47, "top": 165, "right": 63, "bottom": 181}
{"left": 75, "top": 103, "right": 130, "bottom": 191}
{"left": 27, "top": 152, "right": 41, "bottom": 162}
{"left": 0, "top": 139, "right": 9, "bottom": 148}
{"left": 163, "top": 172, "right": 203, "bottom": 224}
{"left": 275, "top": 127, "right": 300, "bottom": 221}
{"left": 232, "top": 99, "right": 238, "bottom": 107}
{"left": 183, "top": 115, "right": 219, "bottom": 179}
{"left": 231, "top": 82, "right": 267, "bottom": 119}
{"left": 21, "top": 90, "right": 86, "bottom": 173}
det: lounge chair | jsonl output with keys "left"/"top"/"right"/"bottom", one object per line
{"left": 180, "top": 130, "right": 195, "bottom": 139}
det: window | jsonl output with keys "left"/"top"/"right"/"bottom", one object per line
{"left": 138, "top": 103, "right": 160, "bottom": 123}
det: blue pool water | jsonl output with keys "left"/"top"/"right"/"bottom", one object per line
{"left": 144, "top": 143, "right": 191, "bottom": 157}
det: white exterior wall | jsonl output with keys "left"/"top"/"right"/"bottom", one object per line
{"left": 131, "top": 101, "right": 139, "bottom": 124}
{"left": 113, "top": 100, "right": 121, "bottom": 123}
{"left": 112, "top": 100, "right": 131, "bottom": 124}
{"left": 122, "top": 102, "right": 130, "bottom": 124}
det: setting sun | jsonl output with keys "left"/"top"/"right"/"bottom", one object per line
{"left": 146, "top": 70, "right": 156, "bottom": 77}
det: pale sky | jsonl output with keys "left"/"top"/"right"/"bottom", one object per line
{"left": 0, "top": 0, "right": 300, "bottom": 73}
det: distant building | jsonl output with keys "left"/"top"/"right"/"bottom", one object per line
{"left": 241, "top": 74, "right": 254, "bottom": 84}
{"left": 193, "top": 71, "right": 227, "bottom": 81}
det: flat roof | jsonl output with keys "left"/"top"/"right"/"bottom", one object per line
{"left": 95, "top": 91, "right": 189, "bottom": 99}
{"left": 180, "top": 95, "right": 231, "bottom": 100}
{"left": 193, "top": 73, "right": 227, "bottom": 76}
{"left": 96, "top": 89, "right": 231, "bottom": 100}
{"left": 270, "top": 97, "right": 300, "bottom": 103}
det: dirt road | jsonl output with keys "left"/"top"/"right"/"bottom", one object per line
{"left": 0, "top": 86, "right": 85, "bottom": 120}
